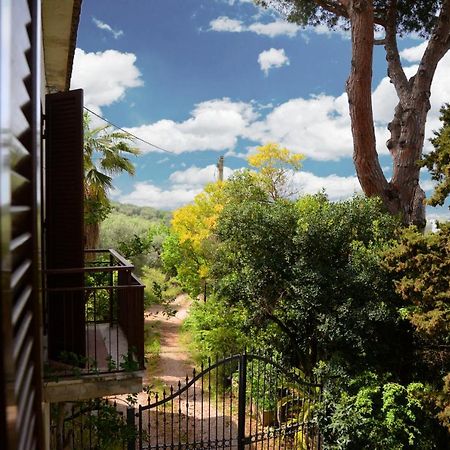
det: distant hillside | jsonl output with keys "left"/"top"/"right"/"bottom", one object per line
{"left": 110, "top": 201, "right": 172, "bottom": 225}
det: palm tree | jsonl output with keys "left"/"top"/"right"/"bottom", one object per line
{"left": 83, "top": 112, "right": 140, "bottom": 249}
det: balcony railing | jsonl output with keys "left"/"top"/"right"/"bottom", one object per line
{"left": 44, "top": 249, "right": 145, "bottom": 378}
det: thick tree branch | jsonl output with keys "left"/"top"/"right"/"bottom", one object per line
{"left": 384, "top": 0, "right": 410, "bottom": 105}
{"left": 414, "top": 0, "right": 450, "bottom": 100}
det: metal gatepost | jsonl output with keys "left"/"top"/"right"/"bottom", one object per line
{"left": 237, "top": 353, "right": 247, "bottom": 450}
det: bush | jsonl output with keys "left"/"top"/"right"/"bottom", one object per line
{"left": 319, "top": 372, "right": 446, "bottom": 449}
{"left": 182, "top": 294, "right": 250, "bottom": 363}
{"left": 141, "top": 267, "right": 182, "bottom": 310}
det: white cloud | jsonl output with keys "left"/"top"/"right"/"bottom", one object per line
{"left": 293, "top": 171, "right": 361, "bottom": 200}
{"left": 245, "top": 94, "right": 354, "bottom": 160}
{"left": 71, "top": 48, "right": 143, "bottom": 111}
{"left": 118, "top": 164, "right": 236, "bottom": 210}
{"left": 92, "top": 18, "right": 123, "bottom": 39}
{"left": 258, "top": 48, "right": 290, "bottom": 75}
{"left": 245, "top": 42, "right": 450, "bottom": 161}
{"left": 169, "top": 165, "right": 235, "bottom": 187}
{"left": 209, "top": 16, "right": 244, "bottom": 33}
{"left": 209, "top": 16, "right": 300, "bottom": 37}
{"left": 400, "top": 41, "right": 427, "bottom": 62}
{"left": 421, "top": 178, "right": 437, "bottom": 193}
{"left": 109, "top": 187, "right": 122, "bottom": 198}
{"left": 119, "top": 182, "right": 202, "bottom": 210}
{"left": 248, "top": 20, "right": 299, "bottom": 38}
{"left": 125, "top": 98, "right": 258, "bottom": 154}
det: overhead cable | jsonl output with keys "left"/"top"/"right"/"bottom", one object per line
{"left": 83, "top": 106, "right": 175, "bottom": 154}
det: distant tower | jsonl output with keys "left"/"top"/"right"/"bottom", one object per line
{"left": 217, "top": 156, "right": 224, "bottom": 182}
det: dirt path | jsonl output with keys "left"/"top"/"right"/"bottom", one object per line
{"left": 145, "top": 293, "right": 194, "bottom": 388}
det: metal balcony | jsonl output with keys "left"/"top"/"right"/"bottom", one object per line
{"left": 44, "top": 249, "right": 145, "bottom": 379}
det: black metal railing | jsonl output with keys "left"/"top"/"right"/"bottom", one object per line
{"left": 44, "top": 249, "right": 145, "bottom": 378}
{"left": 50, "top": 398, "right": 135, "bottom": 450}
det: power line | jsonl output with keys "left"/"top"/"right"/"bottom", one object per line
{"left": 83, "top": 106, "right": 175, "bottom": 154}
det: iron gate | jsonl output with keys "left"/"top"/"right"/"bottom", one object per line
{"left": 137, "top": 353, "right": 322, "bottom": 450}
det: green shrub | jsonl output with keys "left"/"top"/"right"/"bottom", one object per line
{"left": 141, "top": 267, "right": 182, "bottom": 310}
{"left": 319, "top": 372, "right": 444, "bottom": 449}
{"left": 182, "top": 294, "right": 250, "bottom": 363}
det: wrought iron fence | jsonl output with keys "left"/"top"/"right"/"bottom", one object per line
{"left": 137, "top": 353, "right": 322, "bottom": 450}
{"left": 44, "top": 249, "right": 145, "bottom": 378}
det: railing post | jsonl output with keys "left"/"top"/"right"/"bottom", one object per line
{"left": 237, "top": 353, "right": 247, "bottom": 450}
{"left": 126, "top": 406, "right": 136, "bottom": 450}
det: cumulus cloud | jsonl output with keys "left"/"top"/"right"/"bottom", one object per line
{"left": 209, "top": 16, "right": 300, "bottom": 37}
{"left": 125, "top": 98, "right": 258, "bottom": 154}
{"left": 119, "top": 182, "right": 202, "bottom": 210}
{"left": 72, "top": 40, "right": 449, "bottom": 167}
{"left": 400, "top": 41, "right": 427, "bottom": 62}
{"left": 245, "top": 94, "right": 354, "bottom": 160}
{"left": 209, "top": 16, "right": 244, "bottom": 33}
{"left": 119, "top": 165, "right": 236, "bottom": 209}
{"left": 92, "top": 18, "right": 123, "bottom": 39}
{"left": 246, "top": 41, "right": 450, "bottom": 160}
{"left": 293, "top": 171, "right": 361, "bottom": 200}
{"left": 248, "top": 20, "right": 300, "bottom": 38}
{"left": 71, "top": 48, "right": 143, "bottom": 112}
{"left": 258, "top": 48, "right": 290, "bottom": 75}
{"left": 169, "top": 165, "right": 235, "bottom": 187}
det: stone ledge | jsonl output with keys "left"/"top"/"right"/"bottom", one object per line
{"left": 43, "top": 371, "right": 144, "bottom": 403}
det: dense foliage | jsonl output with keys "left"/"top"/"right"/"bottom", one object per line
{"left": 384, "top": 223, "right": 450, "bottom": 433}
{"left": 422, "top": 104, "right": 450, "bottom": 209}
{"left": 215, "top": 190, "right": 407, "bottom": 376}
{"left": 164, "top": 143, "right": 450, "bottom": 447}
{"left": 320, "top": 372, "right": 437, "bottom": 450}
{"left": 183, "top": 294, "right": 250, "bottom": 363}
{"left": 110, "top": 201, "right": 171, "bottom": 224}
{"left": 98, "top": 136, "right": 450, "bottom": 447}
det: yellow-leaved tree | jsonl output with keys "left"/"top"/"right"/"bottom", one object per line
{"left": 248, "top": 142, "right": 304, "bottom": 200}
{"left": 162, "top": 182, "right": 226, "bottom": 298}
{"left": 162, "top": 143, "right": 305, "bottom": 297}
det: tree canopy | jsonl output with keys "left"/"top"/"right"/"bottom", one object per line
{"left": 258, "top": 0, "right": 441, "bottom": 36}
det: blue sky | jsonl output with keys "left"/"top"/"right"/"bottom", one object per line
{"left": 71, "top": 0, "right": 449, "bottom": 219}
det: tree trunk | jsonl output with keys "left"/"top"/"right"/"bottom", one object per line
{"left": 346, "top": 2, "right": 393, "bottom": 207}
{"left": 84, "top": 222, "right": 100, "bottom": 250}
{"left": 387, "top": 101, "right": 427, "bottom": 228}
{"left": 346, "top": 0, "right": 426, "bottom": 228}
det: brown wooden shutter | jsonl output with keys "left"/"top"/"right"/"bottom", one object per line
{"left": 45, "top": 89, "right": 85, "bottom": 361}
{"left": 0, "top": 0, "right": 44, "bottom": 448}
